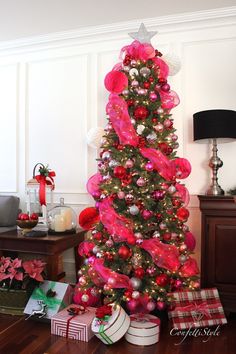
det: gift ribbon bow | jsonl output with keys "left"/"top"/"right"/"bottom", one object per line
{"left": 32, "top": 282, "right": 62, "bottom": 310}
{"left": 130, "top": 313, "right": 160, "bottom": 325}
{"left": 35, "top": 171, "right": 55, "bottom": 206}
{"left": 174, "top": 301, "right": 213, "bottom": 321}
{"left": 66, "top": 306, "right": 87, "bottom": 339}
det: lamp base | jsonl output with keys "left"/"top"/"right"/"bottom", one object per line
{"left": 206, "top": 184, "right": 224, "bottom": 196}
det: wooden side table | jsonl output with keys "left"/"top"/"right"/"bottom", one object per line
{"left": 198, "top": 195, "right": 236, "bottom": 313}
{"left": 0, "top": 229, "right": 85, "bottom": 281}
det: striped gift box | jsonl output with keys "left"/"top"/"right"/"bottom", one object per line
{"left": 168, "top": 288, "right": 227, "bottom": 329}
{"left": 51, "top": 305, "right": 96, "bottom": 341}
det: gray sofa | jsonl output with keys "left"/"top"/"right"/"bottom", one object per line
{"left": 0, "top": 195, "right": 20, "bottom": 233}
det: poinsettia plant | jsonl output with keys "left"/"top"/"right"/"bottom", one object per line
{"left": 0, "top": 256, "right": 46, "bottom": 294}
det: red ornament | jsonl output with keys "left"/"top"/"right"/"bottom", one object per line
{"left": 143, "top": 81, "right": 150, "bottom": 89}
{"left": 158, "top": 142, "right": 169, "bottom": 154}
{"left": 93, "top": 231, "right": 102, "bottom": 241}
{"left": 172, "top": 198, "right": 182, "bottom": 207}
{"left": 176, "top": 207, "right": 190, "bottom": 221}
{"left": 163, "top": 232, "right": 171, "bottom": 241}
{"left": 78, "top": 207, "right": 100, "bottom": 230}
{"left": 158, "top": 78, "right": 167, "bottom": 85}
{"left": 113, "top": 166, "right": 126, "bottom": 179}
{"left": 149, "top": 76, "right": 154, "bottom": 83}
{"left": 134, "top": 267, "right": 145, "bottom": 278}
{"left": 155, "top": 273, "right": 170, "bottom": 287}
{"left": 73, "top": 286, "right": 100, "bottom": 307}
{"left": 134, "top": 106, "right": 148, "bottom": 120}
{"left": 118, "top": 245, "right": 131, "bottom": 259}
{"left": 127, "top": 99, "right": 135, "bottom": 107}
{"left": 124, "top": 289, "right": 132, "bottom": 300}
{"left": 121, "top": 174, "right": 132, "bottom": 187}
{"left": 18, "top": 213, "right": 30, "bottom": 221}
{"left": 30, "top": 213, "right": 39, "bottom": 220}
{"left": 127, "top": 235, "right": 136, "bottom": 245}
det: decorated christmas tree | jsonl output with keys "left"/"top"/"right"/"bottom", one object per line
{"left": 76, "top": 24, "right": 199, "bottom": 313}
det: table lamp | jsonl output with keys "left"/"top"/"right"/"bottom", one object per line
{"left": 193, "top": 109, "right": 236, "bottom": 196}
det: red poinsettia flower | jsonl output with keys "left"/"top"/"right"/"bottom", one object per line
{"left": 22, "top": 260, "right": 45, "bottom": 282}
{"left": 95, "top": 304, "right": 112, "bottom": 319}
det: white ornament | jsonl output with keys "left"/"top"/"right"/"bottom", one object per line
{"left": 137, "top": 124, "right": 145, "bottom": 135}
{"left": 128, "top": 23, "right": 157, "bottom": 44}
{"left": 162, "top": 52, "right": 181, "bottom": 76}
{"left": 86, "top": 127, "right": 104, "bottom": 149}
{"left": 81, "top": 294, "right": 89, "bottom": 302}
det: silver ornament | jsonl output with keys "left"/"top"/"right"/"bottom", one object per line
{"left": 109, "top": 160, "right": 119, "bottom": 168}
{"left": 130, "top": 59, "right": 137, "bottom": 67}
{"left": 102, "top": 151, "right": 111, "bottom": 161}
{"left": 147, "top": 132, "right": 157, "bottom": 142}
{"left": 105, "top": 239, "right": 114, "bottom": 248}
{"left": 123, "top": 65, "right": 130, "bottom": 72}
{"left": 132, "top": 291, "right": 140, "bottom": 299}
{"left": 157, "top": 107, "right": 164, "bottom": 114}
{"left": 179, "top": 254, "right": 187, "bottom": 263}
{"left": 130, "top": 277, "right": 142, "bottom": 290}
{"left": 96, "top": 252, "right": 103, "bottom": 258}
{"left": 136, "top": 124, "right": 145, "bottom": 135}
{"left": 131, "top": 80, "right": 139, "bottom": 87}
{"left": 140, "top": 67, "right": 151, "bottom": 78}
{"left": 93, "top": 246, "right": 100, "bottom": 254}
{"left": 131, "top": 118, "right": 136, "bottom": 125}
{"left": 168, "top": 185, "right": 176, "bottom": 194}
{"left": 134, "top": 232, "right": 143, "bottom": 239}
{"left": 153, "top": 231, "right": 161, "bottom": 238}
{"left": 129, "top": 205, "right": 139, "bottom": 215}
{"left": 159, "top": 222, "right": 167, "bottom": 230}
{"left": 122, "top": 89, "right": 129, "bottom": 96}
{"left": 129, "top": 68, "right": 139, "bottom": 77}
{"left": 81, "top": 294, "right": 89, "bottom": 303}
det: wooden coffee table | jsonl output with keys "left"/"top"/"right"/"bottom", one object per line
{"left": 0, "top": 228, "right": 85, "bottom": 281}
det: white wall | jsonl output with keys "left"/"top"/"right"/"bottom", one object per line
{"left": 0, "top": 7, "right": 236, "bottom": 280}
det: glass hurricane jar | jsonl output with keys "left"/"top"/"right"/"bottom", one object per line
{"left": 47, "top": 198, "right": 77, "bottom": 234}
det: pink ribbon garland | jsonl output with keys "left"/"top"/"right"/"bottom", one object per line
{"left": 98, "top": 197, "right": 135, "bottom": 242}
{"left": 93, "top": 258, "right": 130, "bottom": 289}
{"left": 141, "top": 239, "right": 180, "bottom": 271}
{"left": 106, "top": 94, "right": 139, "bottom": 147}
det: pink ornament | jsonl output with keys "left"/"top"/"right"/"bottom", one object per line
{"left": 154, "top": 123, "right": 164, "bottom": 132}
{"left": 138, "top": 88, "right": 147, "bottom": 95}
{"left": 78, "top": 276, "right": 87, "bottom": 286}
{"left": 149, "top": 92, "right": 158, "bottom": 102}
{"left": 136, "top": 239, "right": 143, "bottom": 246}
{"left": 136, "top": 177, "right": 146, "bottom": 187}
{"left": 105, "top": 239, "right": 114, "bottom": 248}
{"left": 152, "top": 190, "right": 165, "bottom": 200}
{"left": 103, "top": 284, "right": 111, "bottom": 291}
{"left": 146, "top": 301, "right": 156, "bottom": 312}
{"left": 142, "top": 210, "right": 153, "bottom": 220}
{"left": 145, "top": 162, "right": 154, "bottom": 171}
{"left": 163, "top": 119, "right": 172, "bottom": 128}
{"left": 108, "top": 277, "right": 117, "bottom": 286}
{"left": 117, "top": 191, "right": 125, "bottom": 199}
{"left": 127, "top": 299, "right": 138, "bottom": 312}
{"left": 92, "top": 190, "right": 101, "bottom": 199}
{"left": 131, "top": 80, "right": 139, "bottom": 87}
{"left": 125, "top": 159, "right": 134, "bottom": 168}
{"left": 175, "top": 279, "right": 183, "bottom": 289}
{"left": 156, "top": 301, "right": 166, "bottom": 310}
{"left": 146, "top": 266, "right": 156, "bottom": 276}
{"left": 161, "top": 83, "right": 170, "bottom": 92}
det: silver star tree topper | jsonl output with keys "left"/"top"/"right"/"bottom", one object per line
{"left": 128, "top": 23, "right": 157, "bottom": 44}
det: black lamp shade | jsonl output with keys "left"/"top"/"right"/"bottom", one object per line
{"left": 193, "top": 109, "right": 236, "bottom": 141}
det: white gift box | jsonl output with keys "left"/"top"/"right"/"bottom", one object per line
{"left": 24, "top": 280, "right": 73, "bottom": 320}
{"left": 125, "top": 313, "right": 160, "bottom": 346}
{"left": 91, "top": 304, "right": 130, "bottom": 345}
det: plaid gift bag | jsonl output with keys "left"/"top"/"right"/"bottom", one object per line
{"left": 168, "top": 288, "right": 227, "bottom": 329}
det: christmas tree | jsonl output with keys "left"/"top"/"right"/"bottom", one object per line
{"left": 76, "top": 24, "right": 199, "bottom": 313}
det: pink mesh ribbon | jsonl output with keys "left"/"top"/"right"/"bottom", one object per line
{"left": 184, "top": 231, "right": 196, "bottom": 251}
{"left": 140, "top": 148, "right": 191, "bottom": 181}
{"left": 159, "top": 90, "right": 180, "bottom": 110}
{"left": 106, "top": 94, "right": 139, "bottom": 147}
{"left": 152, "top": 57, "right": 169, "bottom": 80}
{"left": 78, "top": 241, "right": 95, "bottom": 257}
{"left": 141, "top": 239, "right": 180, "bottom": 271}
{"left": 140, "top": 147, "right": 175, "bottom": 180}
{"left": 98, "top": 197, "right": 135, "bottom": 242}
{"left": 174, "top": 183, "right": 190, "bottom": 206}
{"left": 93, "top": 258, "right": 130, "bottom": 288}
{"left": 86, "top": 173, "right": 102, "bottom": 196}
{"left": 179, "top": 257, "right": 200, "bottom": 277}
{"left": 121, "top": 40, "right": 156, "bottom": 61}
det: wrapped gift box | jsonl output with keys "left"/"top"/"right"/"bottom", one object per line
{"left": 51, "top": 305, "right": 96, "bottom": 341}
{"left": 125, "top": 313, "right": 160, "bottom": 346}
{"left": 24, "top": 280, "right": 73, "bottom": 320}
{"left": 168, "top": 287, "right": 227, "bottom": 329}
{"left": 91, "top": 304, "right": 130, "bottom": 345}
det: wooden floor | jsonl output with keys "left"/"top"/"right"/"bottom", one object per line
{"left": 0, "top": 312, "right": 235, "bottom": 354}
